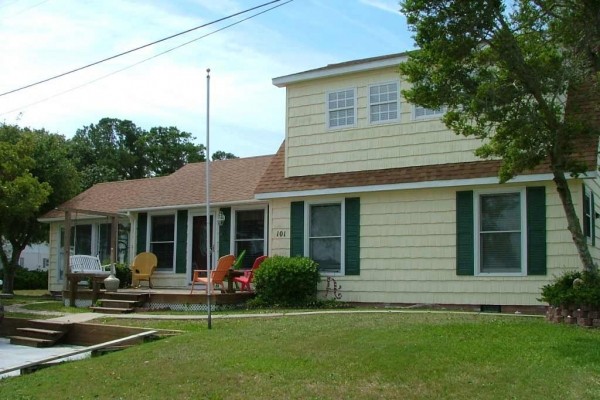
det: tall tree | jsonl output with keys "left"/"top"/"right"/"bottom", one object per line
{"left": 400, "top": 0, "right": 600, "bottom": 273}
{"left": 0, "top": 124, "right": 79, "bottom": 293}
{"left": 146, "top": 126, "right": 205, "bottom": 176}
{"left": 212, "top": 150, "right": 238, "bottom": 161}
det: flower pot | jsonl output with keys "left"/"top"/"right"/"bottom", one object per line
{"left": 104, "top": 274, "right": 120, "bottom": 292}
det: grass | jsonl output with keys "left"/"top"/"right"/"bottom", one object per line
{"left": 1, "top": 312, "right": 600, "bottom": 399}
{"left": 1, "top": 290, "right": 90, "bottom": 316}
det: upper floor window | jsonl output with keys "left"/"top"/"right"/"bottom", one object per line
{"left": 328, "top": 88, "right": 355, "bottom": 129}
{"left": 414, "top": 105, "right": 445, "bottom": 119}
{"left": 369, "top": 82, "right": 398, "bottom": 124}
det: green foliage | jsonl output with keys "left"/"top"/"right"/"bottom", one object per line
{"left": 253, "top": 256, "right": 320, "bottom": 307}
{"left": 212, "top": 150, "right": 238, "bottom": 160}
{"left": 114, "top": 263, "right": 132, "bottom": 288}
{"left": 540, "top": 270, "right": 600, "bottom": 307}
{"left": 232, "top": 249, "right": 246, "bottom": 270}
{"left": 0, "top": 267, "right": 48, "bottom": 290}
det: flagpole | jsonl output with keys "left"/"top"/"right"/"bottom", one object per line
{"left": 205, "top": 68, "right": 212, "bottom": 329}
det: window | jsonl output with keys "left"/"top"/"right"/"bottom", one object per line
{"left": 414, "top": 105, "right": 445, "bottom": 119}
{"left": 369, "top": 82, "right": 398, "bottom": 123}
{"left": 477, "top": 191, "right": 524, "bottom": 274}
{"left": 150, "top": 215, "right": 175, "bottom": 271}
{"left": 234, "top": 209, "right": 265, "bottom": 269}
{"left": 328, "top": 89, "right": 355, "bottom": 128}
{"left": 308, "top": 203, "right": 343, "bottom": 273}
{"left": 583, "top": 186, "right": 595, "bottom": 243}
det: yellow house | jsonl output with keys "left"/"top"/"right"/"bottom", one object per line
{"left": 255, "top": 53, "right": 600, "bottom": 309}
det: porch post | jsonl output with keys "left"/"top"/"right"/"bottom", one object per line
{"left": 111, "top": 216, "right": 118, "bottom": 275}
{"left": 63, "top": 210, "right": 71, "bottom": 292}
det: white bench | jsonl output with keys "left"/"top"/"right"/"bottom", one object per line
{"left": 70, "top": 255, "right": 111, "bottom": 276}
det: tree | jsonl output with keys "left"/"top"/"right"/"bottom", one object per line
{"left": 0, "top": 124, "right": 79, "bottom": 293}
{"left": 212, "top": 150, "right": 238, "bottom": 161}
{"left": 399, "top": 0, "right": 600, "bottom": 273}
{"left": 70, "top": 118, "right": 207, "bottom": 189}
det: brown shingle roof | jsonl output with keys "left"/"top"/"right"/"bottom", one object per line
{"left": 255, "top": 137, "right": 598, "bottom": 196}
{"left": 42, "top": 155, "right": 274, "bottom": 220}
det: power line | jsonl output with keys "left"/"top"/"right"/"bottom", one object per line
{"left": 0, "top": 0, "right": 293, "bottom": 117}
{"left": 0, "top": 0, "right": 282, "bottom": 98}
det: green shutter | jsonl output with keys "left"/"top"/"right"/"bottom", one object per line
{"left": 456, "top": 191, "right": 474, "bottom": 276}
{"left": 136, "top": 213, "right": 147, "bottom": 254}
{"left": 527, "top": 186, "right": 546, "bottom": 275}
{"left": 592, "top": 191, "right": 596, "bottom": 247}
{"left": 176, "top": 210, "right": 188, "bottom": 274}
{"left": 219, "top": 208, "right": 231, "bottom": 257}
{"left": 290, "top": 201, "right": 305, "bottom": 257}
{"left": 345, "top": 197, "right": 361, "bottom": 276}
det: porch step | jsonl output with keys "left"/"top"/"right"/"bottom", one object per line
{"left": 100, "top": 292, "right": 149, "bottom": 303}
{"left": 90, "top": 306, "right": 135, "bottom": 314}
{"left": 98, "top": 299, "right": 143, "bottom": 309}
{"left": 9, "top": 335, "right": 55, "bottom": 348}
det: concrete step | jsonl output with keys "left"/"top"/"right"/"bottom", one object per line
{"left": 16, "top": 327, "right": 65, "bottom": 341}
{"left": 10, "top": 335, "right": 55, "bottom": 348}
{"left": 97, "top": 299, "right": 140, "bottom": 309}
{"left": 89, "top": 306, "right": 135, "bottom": 314}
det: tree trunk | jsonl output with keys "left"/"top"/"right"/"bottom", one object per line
{"left": 553, "top": 169, "right": 597, "bottom": 273}
{"left": 2, "top": 265, "right": 15, "bottom": 294}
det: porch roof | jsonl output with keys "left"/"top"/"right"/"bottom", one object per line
{"left": 41, "top": 155, "right": 274, "bottom": 221}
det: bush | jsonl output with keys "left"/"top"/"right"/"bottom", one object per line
{"left": 0, "top": 266, "right": 48, "bottom": 290}
{"left": 540, "top": 270, "right": 600, "bottom": 307}
{"left": 253, "top": 256, "right": 320, "bottom": 307}
{"left": 114, "top": 263, "right": 132, "bottom": 288}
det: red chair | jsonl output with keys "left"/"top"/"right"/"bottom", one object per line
{"left": 233, "top": 255, "right": 267, "bottom": 292}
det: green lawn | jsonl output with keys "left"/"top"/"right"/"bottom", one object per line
{"left": 1, "top": 312, "right": 599, "bottom": 399}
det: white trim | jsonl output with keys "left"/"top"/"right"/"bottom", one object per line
{"left": 272, "top": 55, "right": 408, "bottom": 87}
{"left": 304, "top": 199, "right": 345, "bottom": 276}
{"left": 186, "top": 210, "right": 217, "bottom": 281}
{"left": 474, "top": 188, "right": 527, "bottom": 277}
{"left": 147, "top": 212, "right": 177, "bottom": 273}
{"left": 368, "top": 81, "right": 400, "bottom": 125}
{"left": 327, "top": 87, "right": 357, "bottom": 130}
{"left": 256, "top": 172, "right": 598, "bottom": 200}
{"left": 231, "top": 206, "right": 268, "bottom": 265}
{"left": 121, "top": 199, "right": 266, "bottom": 213}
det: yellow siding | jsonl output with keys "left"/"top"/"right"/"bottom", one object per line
{"left": 284, "top": 68, "right": 482, "bottom": 177}
{"left": 267, "top": 181, "right": 588, "bottom": 306}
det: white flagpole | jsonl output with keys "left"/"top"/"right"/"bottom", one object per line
{"left": 205, "top": 68, "right": 212, "bottom": 329}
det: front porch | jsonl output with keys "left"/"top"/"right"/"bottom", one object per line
{"left": 61, "top": 287, "right": 255, "bottom": 312}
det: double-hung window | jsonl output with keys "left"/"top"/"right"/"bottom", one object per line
{"left": 234, "top": 209, "right": 266, "bottom": 269}
{"left": 476, "top": 190, "right": 525, "bottom": 274}
{"left": 150, "top": 215, "right": 175, "bottom": 271}
{"left": 328, "top": 89, "right": 355, "bottom": 129}
{"left": 308, "top": 202, "right": 343, "bottom": 274}
{"left": 369, "top": 82, "right": 398, "bottom": 123}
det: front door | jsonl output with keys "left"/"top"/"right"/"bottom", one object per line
{"left": 191, "top": 215, "right": 214, "bottom": 280}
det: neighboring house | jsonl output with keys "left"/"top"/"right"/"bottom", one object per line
{"left": 254, "top": 53, "right": 600, "bottom": 307}
{"left": 41, "top": 52, "right": 599, "bottom": 309}
{"left": 39, "top": 156, "right": 273, "bottom": 293}
{"left": 0, "top": 243, "right": 50, "bottom": 271}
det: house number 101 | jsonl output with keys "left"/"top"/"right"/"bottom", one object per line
{"left": 275, "top": 230, "right": 287, "bottom": 238}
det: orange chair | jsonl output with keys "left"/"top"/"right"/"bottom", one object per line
{"left": 233, "top": 255, "right": 268, "bottom": 292}
{"left": 190, "top": 254, "right": 235, "bottom": 294}
{"left": 130, "top": 252, "right": 158, "bottom": 288}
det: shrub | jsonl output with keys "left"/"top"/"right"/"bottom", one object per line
{"left": 540, "top": 270, "right": 600, "bottom": 307}
{"left": 0, "top": 266, "right": 48, "bottom": 290}
{"left": 253, "top": 256, "right": 320, "bottom": 307}
{"left": 114, "top": 263, "right": 132, "bottom": 288}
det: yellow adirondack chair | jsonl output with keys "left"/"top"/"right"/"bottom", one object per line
{"left": 130, "top": 252, "right": 158, "bottom": 288}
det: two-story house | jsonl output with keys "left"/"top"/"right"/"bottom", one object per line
{"left": 255, "top": 52, "right": 600, "bottom": 308}
{"left": 41, "top": 52, "right": 599, "bottom": 309}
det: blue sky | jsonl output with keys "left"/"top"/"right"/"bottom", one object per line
{"left": 0, "top": 0, "right": 413, "bottom": 157}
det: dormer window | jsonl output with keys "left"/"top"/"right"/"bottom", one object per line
{"left": 328, "top": 88, "right": 356, "bottom": 129}
{"left": 369, "top": 82, "right": 398, "bottom": 124}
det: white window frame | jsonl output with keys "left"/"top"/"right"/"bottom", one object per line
{"left": 186, "top": 210, "right": 218, "bottom": 280}
{"left": 147, "top": 212, "right": 177, "bottom": 272}
{"left": 583, "top": 185, "right": 593, "bottom": 244}
{"left": 474, "top": 188, "right": 527, "bottom": 276}
{"left": 327, "top": 88, "right": 356, "bottom": 130}
{"left": 412, "top": 105, "right": 446, "bottom": 120}
{"left": 369, "top": 81, "right": 399, "bottom": 125}
{"left": 231, "top": 205, "right": 268, "bottom": 267}
{"left": 304, "top": 199, "right": 345, "bottom": 276}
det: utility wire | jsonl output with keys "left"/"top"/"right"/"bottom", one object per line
{"left": 0, "top": 0, "right": 293, "bottom": 117}
{"left": 0, "top": 0, "right": 282, "bottom": 98}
